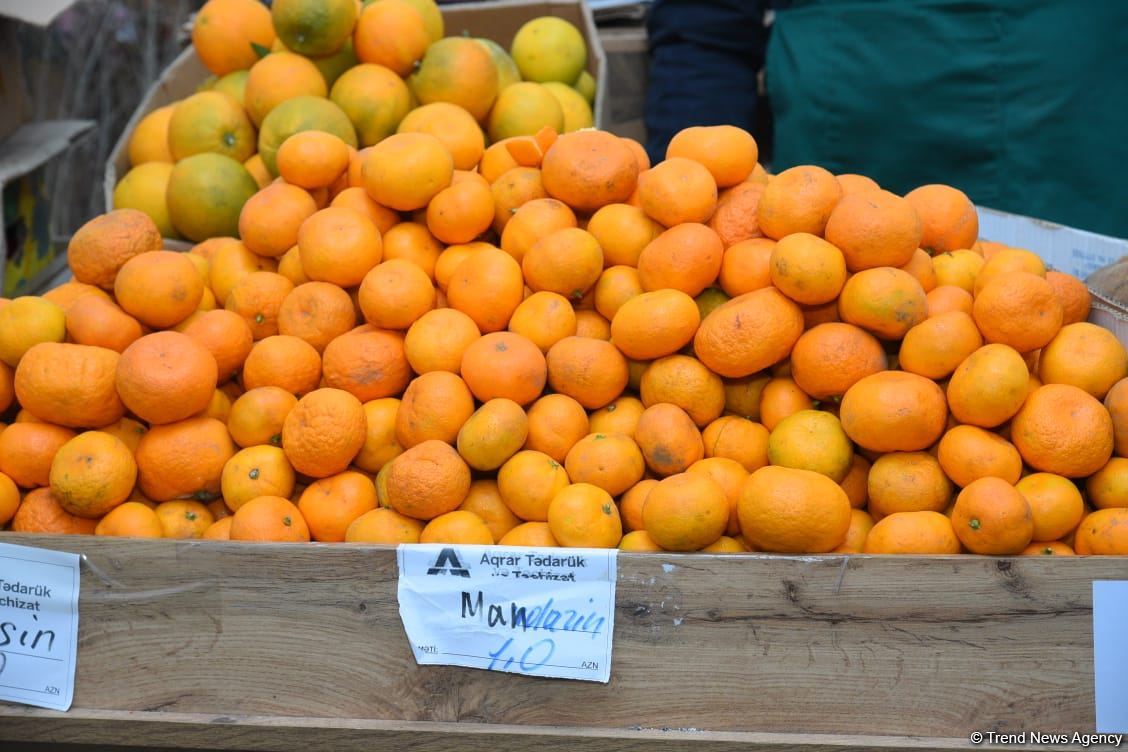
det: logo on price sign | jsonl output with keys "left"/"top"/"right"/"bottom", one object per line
{"left": 425, "top": 548, "right": 471, "bottom": 577}
{"left": 397, "top": 544, "right": 617, "bottom": 682}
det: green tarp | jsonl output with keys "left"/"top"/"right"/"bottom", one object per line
{"left": 768, "top": 0, "right": 1128, "bottom": 238}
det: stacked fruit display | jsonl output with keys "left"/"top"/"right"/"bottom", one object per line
{"left": 2, "top": 112, "right": 1128, "bottom": 555}
{"left": 113, "top": 0, "right": 597, "bottom": 242}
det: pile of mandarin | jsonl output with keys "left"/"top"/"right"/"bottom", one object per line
{"left": 1, "top": 120, "right": 1126, "bottom": 556}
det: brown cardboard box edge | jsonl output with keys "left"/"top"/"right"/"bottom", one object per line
{"left": 104, "top": 0, "right": 609, "bottom": 241}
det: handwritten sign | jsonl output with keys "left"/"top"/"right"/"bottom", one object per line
{"left": 0, "top": 543, "right": 80, "bottom": 711}
{"left": 1094, "top": 581, "right": 1128, "bottom": 733}
{"left": 397, "top": 544, "right": 616, "bottom": 682}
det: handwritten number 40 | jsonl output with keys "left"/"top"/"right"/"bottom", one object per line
{"left": 487, "top": 638, "right": 555, "bottom": 673}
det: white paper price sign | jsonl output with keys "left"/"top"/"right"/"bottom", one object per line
{"left": 0, "top": 542, "right": 80, "bottom": 711}
{"left": 397, "top": 544, "right": 616, "bottom": 682}
{"left": 1094, "top": 581, "right": 1128, "bottom": 733}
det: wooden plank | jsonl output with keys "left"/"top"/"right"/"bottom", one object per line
{"left": 0, "top": 534, "right": 1120, "bottom": 749}
{"left": 0, "top": 708, "right": 975, "bottom": 752}
{"left": 6, "top": 744, "right": 254, "bottom": 752}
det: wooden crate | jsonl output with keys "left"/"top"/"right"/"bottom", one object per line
{"left": 0, "top": 533, "right": 1118, "bottom": 751}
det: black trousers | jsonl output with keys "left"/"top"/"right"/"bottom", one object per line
{"left": 644, "top": 0, "right": 771, "bottom": 165}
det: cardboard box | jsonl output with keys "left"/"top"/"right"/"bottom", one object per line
{"left": 104, "top": 0, "right": 609, "bottom": 234}
{"left": 0, "top": 2, "right": 95, "bottom": 295}
{"left": 977, "top": 205, "right": 1128, "bottom": 346}
{"left": 598, "top": 24, "right": 648, "bottom": 142}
